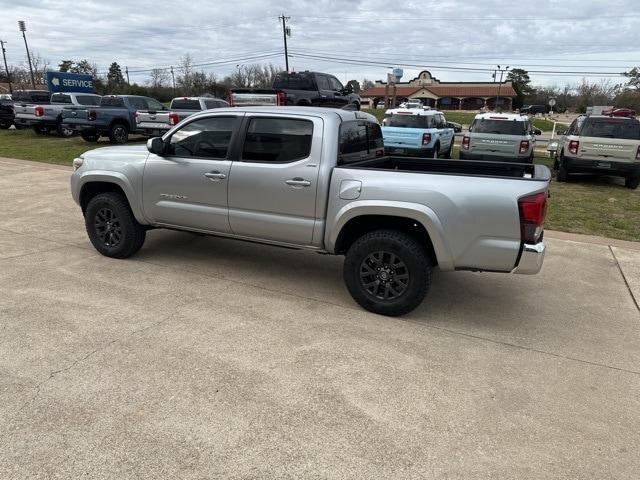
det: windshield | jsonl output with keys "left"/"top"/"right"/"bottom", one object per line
{"left": 384, "top": 114, "right": 434, "bottom": 128}
{"left": 471, "top": 119, "right": 526, "bottom": 135}
{"left": 580, "top": 118, "right": 640, "bottom": 140}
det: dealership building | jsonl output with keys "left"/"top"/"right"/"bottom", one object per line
{"left": 359, "top": 70, "right": 517, "bottom": 110}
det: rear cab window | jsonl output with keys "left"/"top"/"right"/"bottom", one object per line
{"left": 339, "top": 120, "right": 384, "bottom": 164}
{"left": 273, "top": 73, "right": 315, "bottom": 91}
{"left": 50, "top": 93, "right": 72, "bottom": 104}
{"left": 171, "top": 99, "right": 201, "bottom": 110}
{"left": 76, "top": 95, "right": 101, "bottom": 106}
{"left": 383, "top": 113, "right": 436, "bottom": 129}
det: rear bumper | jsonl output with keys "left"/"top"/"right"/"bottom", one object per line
{"left": 62, "top": 122, "right": 98, "bottom": 133}
{"left": 460, "top": 151, "right": 532, "bottom": 163}
{"left": 14, "top": 118, "right": 55, "bottom": 128}
{"left": 562, "top": 155, "right": 640, "bottom": 177}
{"left": 512, "top": 242, "right": 545, "bottom": 274}
{"left": 137, "top": 124, "right": 170, "bottom": 137}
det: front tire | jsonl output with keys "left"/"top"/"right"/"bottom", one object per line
{"left": 108, "top": 123, "right": 129, "bottom": 144}
{"left": 343, "top": 229, "right": 432, "bottom": 316}
{"left": 84, "top": 192, "right": 146, "bottom": 258}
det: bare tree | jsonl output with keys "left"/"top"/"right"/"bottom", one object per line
{"left": 177, "top": 54, "right": 194, "bottom": 94}
{"left": 149, "top": 68, "right": 169, "bottom": 89}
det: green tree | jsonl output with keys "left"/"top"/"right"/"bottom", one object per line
{"left": 71, "top": 59, "right": 95, "bottom": 75}
{"left": 623, "top": 67, "right": 640, "bottom": 90}
{"left": 506, "top": 68, "right": 535, "bottom": 109}
{"left": 107, "top": 62, "right": 125, "bottom": 93}
{"left": 58, "top": 60, "right": 73, "bottom": 72}
{"left": 346, "top": 79, "right": 361, "bottom": 93}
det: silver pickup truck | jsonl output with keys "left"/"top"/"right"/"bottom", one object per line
{"left": 14, "top": 92, "right": 101, "bottom": 136}
{"left": 135, "top": 96, "right": 229, "bottom": 137}
{"left": 70, "top": 107, "right": 550, "bottom": 316}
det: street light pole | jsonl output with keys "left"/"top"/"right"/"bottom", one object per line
{"left": 18, "top": 21, "right": 36, "bottom": 89}
{"left": 0, "top": 40, "right": 12, "bottom": 93}
{"left": 494, "top": 65, "right": 509, "bottom": 111}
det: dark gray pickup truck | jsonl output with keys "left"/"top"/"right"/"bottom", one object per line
{"left": 230, "top": 71, "right": 361, "bottom": 109}
{"left": 61, "top": 95, "right": 165, "bottom": 144}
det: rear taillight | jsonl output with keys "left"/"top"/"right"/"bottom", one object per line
{"left": 518, "top": 192, "right": 547, "bottom": 244}
{"left": 169, "top": 112, "right": 179, "bottom": 126}
{"left": 422, "top": 133, "right": 431, "bottom": 145}
{"left": 34, "top": 105, "right": 44, "bottom": 117}
{"left": 276, "top": 91, "right": 286, "bottom": 106}
{"left": 519, "top": 140, "right": 530, "bottom": 154}
{"left": 568, "top": 140, "right": 579, "bottom": 155}
{"left": 135, "top": 111, "right": 139, "bottom": 123}
{"left": 635, "top": 146, "right": 640, "bottom": 160}
{"left": 229, "top": 94, "right": 235, "bottom": 107}
{"left": 462, "top": 136, "right": 470, "bottom": 150}
{"left": 87, "top": 110, "right": 96, "bottom": 121}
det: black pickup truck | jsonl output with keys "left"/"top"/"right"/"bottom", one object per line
{"left": 230, "top": 71, "right": 361, "bottom": 110}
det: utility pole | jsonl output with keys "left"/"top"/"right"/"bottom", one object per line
{"left": 125, "top": 66, "right": 130, "bottom": 85}
{"left": 18, "top": 21, "right": 36, "bottom": 89}
{"left": 279, "top": 14, "right": 290, "bottom": 72}
{"left": 494, "top": 65, "right": 509, "bottom": 111}
{"left": 0, "top": 40, "right": 12, "bottom": 93}
{"left": 170, "top": 66, "right": 176, "bottom": 93}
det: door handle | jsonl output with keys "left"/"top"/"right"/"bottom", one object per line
{"left": 285, "top": 178, "right": 311, "bottom": 187}
{"left": 204, "top": 171, "right": 227, "bottom": 181}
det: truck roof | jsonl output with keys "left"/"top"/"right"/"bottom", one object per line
{"left": 474, "top": 113, "right": 529, "bottom": 121}
{"left": 188, "top": 106, "right": 377, "bottom": 123}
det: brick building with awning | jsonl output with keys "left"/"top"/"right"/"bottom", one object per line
{"left": 360, "top": 70, "right": 517, "bottom": 111}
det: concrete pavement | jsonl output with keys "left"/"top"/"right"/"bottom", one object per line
{"left": 1, "top": 157, "right": 639, "bottom": 479}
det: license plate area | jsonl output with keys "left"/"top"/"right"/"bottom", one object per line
{"left": 597, "top": 162, "right": 611, "bottom": 169}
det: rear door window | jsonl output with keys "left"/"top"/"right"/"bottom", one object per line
{"left": 242, "top": 118, "right": 313, "bottom": 163}
{"left": 339, "top": 120, "right": 384, "bottom": 164}
{"left": 316, "top": 75, "right": 332, "bottom": 91}
{"left": 580, "top": 118, "right": 640, "bottom": 140}
{"left": 100, "top": 97, "right": 125, "bottom": 107}
{"left": 471, "top": 119, "right": 526, "bottom": 135}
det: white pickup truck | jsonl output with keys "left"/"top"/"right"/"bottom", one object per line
{"left": 14, "top": 92, "right": 101, "bottom": 136}
{"left": 135, "top": 96, "right": 229, "bottom": 137}
{"left": 71, "top": 107, "right": 550, "bottom": 316}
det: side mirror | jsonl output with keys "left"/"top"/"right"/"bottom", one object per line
{"left": 534, "top": 128, "right": 542, "bottom": 135}
{"left": 147, "top": 137, "right": 166, "bottom": 155}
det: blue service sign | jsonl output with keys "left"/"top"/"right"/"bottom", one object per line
{"left": 46, "top": 71, "right": 95, "bottom": 93}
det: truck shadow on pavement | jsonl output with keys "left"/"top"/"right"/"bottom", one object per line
{"left": 134, "top": 229, "right": 532, "bottom": 328}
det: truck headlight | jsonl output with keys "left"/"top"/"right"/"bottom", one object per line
{"left": 73, "top": 157, "right": 84, "bottom": 171}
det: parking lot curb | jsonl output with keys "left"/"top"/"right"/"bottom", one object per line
{"left": 0, "top": 156, "right": 72, "bottom": 171}
{"left": 546, "top": 230, "right": 640, "bottom": 251}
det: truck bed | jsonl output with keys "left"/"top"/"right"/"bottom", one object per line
{"left": 341, "top": 156, "right": 550, "bottom": 181}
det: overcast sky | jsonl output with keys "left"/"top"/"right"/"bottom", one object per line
{"left": 0, "top": 0, "right": 638, "bottom": 88}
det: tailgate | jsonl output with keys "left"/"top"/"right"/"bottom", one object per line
{"left": 14, "top": 105, "right": 38, "bottom": 120}
{"left": 578, "top": 137, "right": 640, "bottom": 163}
{"left": 231, "top": 91, "right": 278, "bottom": 106}
{"left": 137, "top": 111, "right": 170, "bottom": 128}
{"left": 61, "top": 107, "right": 89, "bottom": 125}
{"left": 471, "top": 133, "right": 519, "bottom": 155}
{"left": 382, "top": 127, "right": 425, "bottom": 148}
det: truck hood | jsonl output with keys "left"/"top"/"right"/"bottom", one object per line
{"left": 81, "top": 144, "right": 149, "bottom": 170}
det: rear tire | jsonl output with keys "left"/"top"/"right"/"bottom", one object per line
{"left": 625, "top": 176, "right": 640, "bottom": 190}
{"left": 81, "top": 131, "right": 100, "bottom": 142}
{"left": 84, "top": 192, "right": 146, "bottom": 258}
{"left": 556, "top": 154, "right": 569, "bottom": 182}
{"left": 108, "top": 123, "right": 129, "bottom": 144}
{"left": 57, "top": 122, "right": 74, "bottom": 138}
{"left": 443, "top": 138, "right": 453, "bottom": 159}
{"left": 343, "top": 229, "right": 432, "bottom": 316}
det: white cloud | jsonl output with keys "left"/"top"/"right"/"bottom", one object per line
{"left": 0, "top": 0, "right": 638, "bottom": 87}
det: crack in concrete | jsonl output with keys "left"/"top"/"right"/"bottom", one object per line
{"left": 609, "top": 246, "right": 640, "bottom": 314}
{"left": 12, "top": 305, "right": 188, "bottom": 417}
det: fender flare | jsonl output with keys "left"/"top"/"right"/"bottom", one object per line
{"left": 76, "top": 171, "right": 148, "bottom": 224}
{"left": 326, "top": 200, "right": 455, "bottom": 271}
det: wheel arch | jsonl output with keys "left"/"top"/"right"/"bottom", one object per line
{"left": 77, "top": 174, "right": 146, "bottom": 224}
{"left": 328, "top": 202, "right": 454, "bottom": 270}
